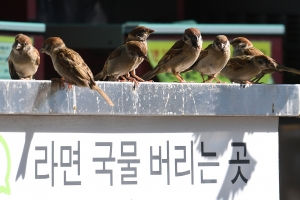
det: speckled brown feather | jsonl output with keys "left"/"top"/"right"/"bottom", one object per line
{"left": 141, "top": 40, "right": 185, "bottom": 81}
{"left": 141, "top": 28, "right": 202, "bottom": 82}
{"left": 8, "top": 59, "right": 19, "bottom": 79}
{"left": 56, "top": 48, "right": 93, "bottom": 83}
{"left": 8, "top": 33, "right": 40, "bottom": 79}
{"left": 95, "top": 26, "right": 153, "bottom": 82}
{"left": 94, "top": 41, "right": 148, "bottom": 81}
{"left": 40, "top": 37, "right": 114, "bottom": 106}
{"left": 221, "top": 55, "right": 277, "bottom": 83}
{"left": 156, "top": 40, "right": 184, "bottom": 66}
{"left": 231, "top": 37, "right": 300, "bottom": 82}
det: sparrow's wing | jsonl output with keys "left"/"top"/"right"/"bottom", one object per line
{"left": 57, "top": 48, "right": 93, "bottom": 81}
{"left": 243, "top": 47, "right": 264, "bottom": 56}
{"left": 7, "top": 57, "right": 20, "bottom": 79}
{"left": 107, "top": 46, "right": 123, "bottom": 61}
{"left": 197, "top": 44, "right": 211, "bottom": 61}
{"left": 33, "top": 47, "right": 40, "bottom": 65}
{"left": 156, "top": 40, "right": 184, "bottom": 66}
{"left": 94, "top": 46, "right": 125, "bottom": 80}
{"left": 226, "top": 56, "right": 253, "bottom": 71}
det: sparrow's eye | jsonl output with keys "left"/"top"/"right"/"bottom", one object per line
{"left": 24, "top": 42, "right": 27, "bottom": 46}
{"left": 257, "top": 59, "right": 264, "bottom": 65}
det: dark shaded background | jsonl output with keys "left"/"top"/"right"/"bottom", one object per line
{"left": 1, "top": 0, "right": 300, "bottom": 199}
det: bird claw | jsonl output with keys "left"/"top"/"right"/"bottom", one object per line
{"left": 51, "top": 78, "right": 73, "bottom": 91}
{"left": 127, "top": 77, "right": 139, "bottom": 90}
{"left": 51, "top": 78, "right": 65, "bottom": 90}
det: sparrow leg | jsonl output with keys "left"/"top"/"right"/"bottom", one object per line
{"left": 244, "top": 81, "right": 253, "bottom": 84}
{"left": 125, "top": 73, "right": 139, "bottom": 87}
{"left": 118, "top": 75, "right": 128, "bottom": 82}
{"left": 61, "top": 78, "right": 74, "bottom": 92}
{"left": 174, "top": 72, "right": 186, "bottom": 83}
{"left": 205, "top": 75, "right": 223, "bottom": 83}
{"left": 252, "top": 76, "right": 264, "bottom": 83}
{"left": 51, "top": 78, "right": 66, "bottom": 90}
{"left": 130, "top": 70, "right": 146, "bottom": 82}
{"left": 200, "top": 73, "right": 205, "bottom": 82}
{"left": 204, "top": 76, "right": 214, "bottom": 83}
{"left": 213, "top": 76, "right": 223, "bottom": 83}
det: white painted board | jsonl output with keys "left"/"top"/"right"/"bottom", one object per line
{"left": 0, "top": 116, "right": 279, "bottom": 200}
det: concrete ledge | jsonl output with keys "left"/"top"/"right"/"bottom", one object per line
{"left": 0, "top": 80, "right": 298, "bottom": 116}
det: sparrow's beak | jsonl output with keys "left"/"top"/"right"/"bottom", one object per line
{"left": 40, "top": 48, "right": 45, "bottom": 53}
{"left": 269, "top": 62, "right": 277, "bottom": 69}
{"left": 219, "top": 43, "right": 225, "bottom": 53}
{"left": 148, "top": 29, "right": 155, "bottom": 34}
{"left": 16, "top": 43, "right": 22, "bottom": 50}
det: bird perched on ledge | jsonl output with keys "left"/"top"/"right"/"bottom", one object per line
{"left": 40, "top": 37, "right": 114, "bottom": 106}
{"left": 141, "top": 28, "right": 202, "bottom": 82}
{"left": 94, "top": 40, "right": 148, "bottom": 82}
{"left": 220, "top": 55, "right": 277, "bottom": 84}
{"left": 94, "top": 26, "right": 154, "bottom": 83}
{"left": 183, "top": 35, "right": 230, "bottom": 83}
{"left": 230, "top": 37, "right": 300, "bottom": 82}
{"left": 8, "top": 34, "right": 40, "bottom": 80}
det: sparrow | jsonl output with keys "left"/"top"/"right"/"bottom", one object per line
{"left": 231, "top": 37, "right": 300, "bottom": 82}
{"left": 7, "top": 34, "right": 40, "bottom": 79}
{"left": 94, "top": 41, "right": 148, "bottom": 82}
{"left": 220, "top": 55, "right": 277, "bottom": 84}
{"left": 141, "top": 28, "right": 202, "bottom": 82}
{"left": 40, "top": 37, "right": 114, "bottom": 106}
{"left": 94, "top": 26, "right": 154, "bottom": 83}
{"left": 183, "top": 35, "right": 230, "bottom": 83}
{"left": 125, "top": 26, "right": 154, "bottom": 82}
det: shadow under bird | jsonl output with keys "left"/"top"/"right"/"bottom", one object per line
{"left": 220, "top": 55, "right": 277, "bottom": 84}
{"left": 183, "top": 35, "right": 230, "bottom": 83}
{"left": 94, "top": 26, "right": 154, "bottom": 83}
{"left": 141, "top": 28, "right": 202, "bottom": 82}
{"left": 7, "top": 34, "right": 40, "bottom": 80}
{"left": 231, "top": 37, "right": 300, "bottom": 82}
{"left": 40, "top": 37, "right": 114, "bottom": 106}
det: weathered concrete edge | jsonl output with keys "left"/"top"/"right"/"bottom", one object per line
{"left": 0, "top": 80, "right": 298, "bottom": 117}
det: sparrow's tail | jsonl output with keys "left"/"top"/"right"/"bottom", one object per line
{"left": 277, "top": 65, "right": 300, "bottom": 75}
{"left": 94, "top": 71, "right": 105, "bottom": 81}
{"left": 141, "top": 67, "right": 164, "bottom": 81}
{"left": 91, "top": 84, "right": 114, "bottom": 106}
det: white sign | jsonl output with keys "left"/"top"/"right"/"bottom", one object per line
{"left": 0, "top": 116, "right": 279, "bottom": 200}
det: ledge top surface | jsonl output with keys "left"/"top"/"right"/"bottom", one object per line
{"left": 0, "top": 80, "right": 298, "bottom": 116}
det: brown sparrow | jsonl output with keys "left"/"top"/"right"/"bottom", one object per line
{"left": 40, "top": 37, "right": 114, "bottom": 106}
{"left": 125, "top": 26, "right": 154, "bottom": 82}
{"left": 184, "top": 35, "right": 230, "bottom": 83}
{"left": 220, "top": 55, "right": 277, "bottom": 84}
{"left": 7, "top": 34, "right": 40, "bottom": 79}
{"left": 94, "top": 41, "right": 148, "bottom": 82}
{"left": 94, "top": 26, "right": 154, "bottom": 83}
{"left": 231, "top": 37, "right": 300, "bottom": 82}
{"left": 141, "top": 28, "right": 202, "bottom": 82}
